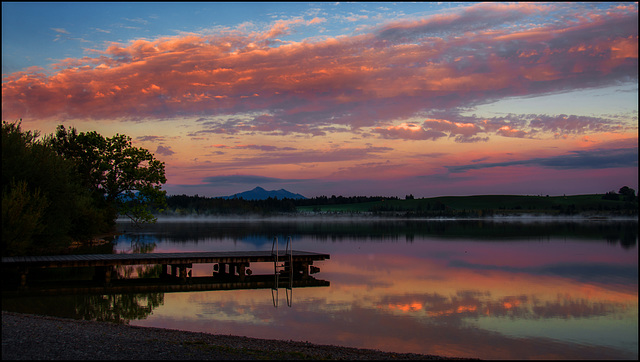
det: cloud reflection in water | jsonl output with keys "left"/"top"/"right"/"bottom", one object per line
{"left": 136, "top": 239, "right": 636, "bottom": 360}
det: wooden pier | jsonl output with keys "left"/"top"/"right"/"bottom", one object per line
{"left": 2, "top": 250, "right": 330, "bottom": 288}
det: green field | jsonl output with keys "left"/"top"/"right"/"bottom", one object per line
{"left": 297, "top": 194, "right": 638, "bottom": 216}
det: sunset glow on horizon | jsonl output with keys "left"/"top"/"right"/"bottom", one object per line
{"left": 2, "top": 2, "right": 637, "bottom": 198}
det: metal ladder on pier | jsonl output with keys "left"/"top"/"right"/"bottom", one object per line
{"left": 271, "top": 236, "right": 293, "bottom": 307}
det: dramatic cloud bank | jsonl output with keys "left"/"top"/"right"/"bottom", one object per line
{"left": 374, "top": 114, "right": 629, "bottom": 142}
{"left": 2, "top": 2, "right": 637, "bottom": 197}
{"left": 3, "top": 3, "right": 637, "bottom": 138}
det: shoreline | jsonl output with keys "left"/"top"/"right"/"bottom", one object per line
{"left": 124, "top": 213, "right": 639, "bottom": 223}
{"left": 2, "top": 311, "right": 475, "bottom": 360}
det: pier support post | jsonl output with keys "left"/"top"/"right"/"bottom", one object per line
{"left": 161, "top": 264, "right": 168, "bottom": 279}
{"left": 303, "top": 262, "right": 310, "bottom": 278}
{"left": 294, "top": 262, "right": 310, "bottom": 279}
{"left": 104, "top": 267, "right": 112, "bottom": 286}
{"left": 19, "top": 266, "right": 29, "bottom": 289}
{"left": 95, "top": 266, "right": 114, "bottom": 286}
{"left": 238, "top": 263, "right": 247, "bottom": 281}
{"left": 179, "top": 266, "right": 187, "bottom": 283}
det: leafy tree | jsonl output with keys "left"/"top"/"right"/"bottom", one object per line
{"left": 602, "top": 191, "right": 620, "bottom": 201}
{"left": 2, "top": 121, "right": 102, "bottom": 255}
{"left": 2, "top": 121, "right": 167, "bottom": 255}
{"left": 47, "top": 125, "right": 167, "bottom": 226}
{"left": 2, "top": 180, "right": 48, "bottom": 256}
{"left": 618, "top": 186, "right": 636, "bottom": 202}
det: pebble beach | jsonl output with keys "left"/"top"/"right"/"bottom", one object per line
{"left": 2, "top": 311, "right": 474, "bottom": 360}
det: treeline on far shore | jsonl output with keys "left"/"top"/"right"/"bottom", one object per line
{"left": 159, "top": 189, "right": 638, "bottom": 217}
{"left": 159, "top": 194, "right": 395, "bottom": 216}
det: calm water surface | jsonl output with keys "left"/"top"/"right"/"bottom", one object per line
{"left": 4, "top": 218, "right": 638, "bottom": 360}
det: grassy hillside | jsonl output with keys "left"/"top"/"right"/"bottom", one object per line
{"left": 297, "top": 194, "right": 638, "bottom": 216}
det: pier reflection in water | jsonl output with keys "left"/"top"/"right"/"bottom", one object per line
{"left": 2, "top": 239, "right": 330, "bottom": 313}
{"left": 2, "top": 219, "right": 637, "bottom": 360}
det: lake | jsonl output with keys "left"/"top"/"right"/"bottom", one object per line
{"left": 3, "top": 217, "right": 637, "bottom": 360}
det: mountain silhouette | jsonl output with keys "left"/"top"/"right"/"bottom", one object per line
{"left": 223, "top": 186, "right": 307, "bottom": 200}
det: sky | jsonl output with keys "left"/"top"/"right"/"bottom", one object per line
{"left": 2, "top": 2, "right": 638, "bottom": 198}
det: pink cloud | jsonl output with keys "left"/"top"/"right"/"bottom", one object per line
{"left": 372, "top": 113, "right": 633, "bottom": 142}
{"left": 377, "top": 2, "right": 551, "bottom": 41}
{"left": 223, "top": 144, "right": 298, "bottom": 152}
{"left": 423, "top": 120, "right": 481, "bottom": 137}
{"left": 176, "top": 146, "right": 395, "bottom": 175}
{"left": 259, "top": 17, "right": 325, "bottom": 39}
{"left": 2, "top": 3, "right": 637, "bottom": 138}
{"left": 373, "top": 122, "right": 447, "bottom": 141}
{"left": 136, "top": 135, "right": 166, "bottom": 142}
{"left": 155, "top": 145, "right": 175, "bottom": 156}
{"left": 496, "top": 126, "right": 529, "bottom": 138}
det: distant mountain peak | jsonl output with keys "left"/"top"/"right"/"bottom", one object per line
{"left": 224, "top": 186, "right": 307, "bottom": 200}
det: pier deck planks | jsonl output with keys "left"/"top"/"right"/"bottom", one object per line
{"left": 2, "top": 251, "right": 330, "bottom": 268}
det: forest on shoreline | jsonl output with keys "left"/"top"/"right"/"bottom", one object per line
{"left": 160, "top": 190, "right": 638, "bottom": 218}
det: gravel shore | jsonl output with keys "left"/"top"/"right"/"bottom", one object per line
{"left": 2, "top": 311, "right": 474, "bottom": 360}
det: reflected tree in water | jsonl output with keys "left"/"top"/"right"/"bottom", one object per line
{"left": 116, "top": 232, "right": 160, "bottom": 279}
{"left": 115, "top": 220, "right": 638, "bottom": 248}
{"left": 2, "top": 292, "right": 164, "bottom": 324}
{"left": 75, "top": 293, "right": 164, "bottom": 324}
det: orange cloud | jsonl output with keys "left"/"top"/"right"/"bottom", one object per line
{"left": 2, "top": 3, "right": 636, "bottom": 141}
{"left": 496, "top": 125, "right": 529, "bottom": 138}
